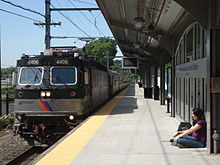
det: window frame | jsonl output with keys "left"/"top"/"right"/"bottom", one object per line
{"left": 50, "top": 66, "right": 77, "bottom": 85}
{"left": 18, "top": 67, "right": 44, "bottom": 86}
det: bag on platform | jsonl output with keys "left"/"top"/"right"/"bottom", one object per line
{"left": 177, "top": 122, "right": 192, "bottom": 131}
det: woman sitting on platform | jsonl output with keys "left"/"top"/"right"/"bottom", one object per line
{"left": 170, "top": 107, "right": 206, "bottom": 148}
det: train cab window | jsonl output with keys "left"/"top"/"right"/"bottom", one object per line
{"left": 19, "top": 67, "right": 44, "bottom": 85}
{"left": 51, "top": 67, "right": 77, "bottom": 85}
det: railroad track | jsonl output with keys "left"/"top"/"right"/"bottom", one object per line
{"left": 5, "top": 146, "right": 48, "bottom": 165}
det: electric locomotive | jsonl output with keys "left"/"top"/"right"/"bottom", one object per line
{"left": 13, "top": 48, "right": 117, "bottom": 145}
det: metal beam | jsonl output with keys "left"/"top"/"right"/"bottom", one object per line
{"left": 175, "top": 0, "right": 208, "bottom": 29}
{"left": 50, "top": 8, "right": 100, "bottom": 11}
{"left": 110, "top": 18, "right": 172, "bottom": 54}
{"left": 51, "top": 36, "right": 113, "bottom": 39}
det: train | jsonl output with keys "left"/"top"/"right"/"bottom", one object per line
{"left": 13, "top": 48, "right": 129, "bottom": 145}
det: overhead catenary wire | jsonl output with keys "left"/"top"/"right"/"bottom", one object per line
{"left": 0, "top": 8, "right": 42, "bottom": 22}
{"left": 71, "top": 0, "right": 97, "bottom": 6}
{"left": 51, "top": 4, "right": 91, "bottom": 37}
{"left": 53, "top": 0, "right": 88, "bottom": 45}
{"left": 0, "top": 0, "right": 45, "bottom": 17}
{"left": 65, "top": 0, "right": 91, "bottom": 33}
{"left": 89, "top": 11, "right": 104, "bottom": 33}
{"left": 67, "top": 0, "right": 105, "bottom": 37}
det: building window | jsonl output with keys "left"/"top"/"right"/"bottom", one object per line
{"left": 196, "top": 24, "right": 201, "bottom": 59}
{"left": 185, "top": 28, "right": 193, "bottom": 62}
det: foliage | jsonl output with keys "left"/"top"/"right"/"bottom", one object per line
{"left": 1, "top": 67, "right": 15, "bottom": 102}
{"left": 165, "top": 63, "right": 172, "bottom": 69}
{"left": 1, "top": 67, "right": 15, "bottom": 78}
{"left": 111, "top": 59, "right": 122, "bottom": 71}
{"left": 121, "top": 70, "right": 139, "bottom": 84}
{"left": 110, "top": 60, "right": 139, "bottom": 84}
{"left": 0, "top": 115, "right": 14, "bottom": 130}
{"left": 1, "top": 86, "right": 15, "bottom": 102}
{"left": 83, "top": 37, "right": 117, "bottom": 66}
{"left": 129, "top": 73, "right": 139, "bottom": 84}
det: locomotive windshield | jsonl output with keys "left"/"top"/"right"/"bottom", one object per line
{"left": 19, "top": 67, "right": 44, "bottom": 85}
{"left": 51, "top": 67, "right": 77, "bottom": 85}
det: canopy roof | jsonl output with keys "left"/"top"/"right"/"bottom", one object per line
{"left": 96, "top": 0, "right": 195, "bottom": 66}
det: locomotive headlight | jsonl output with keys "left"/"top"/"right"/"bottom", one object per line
{"left": 40, "top": 91, "right": 46, "bottom": 97}
{"left": 69, "top": 115, "right": 74, "bottom": 120}
{"left": 40, "top": 91, "right": 52, "bottom": 97}
{"left": 46, "top": 91, "right": 51, "bottom": 97}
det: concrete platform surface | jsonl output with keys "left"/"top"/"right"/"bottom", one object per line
{"left": 35, "top": 85, "right": 220, "bottom": 165}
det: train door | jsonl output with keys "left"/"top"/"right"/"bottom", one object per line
{"left": 84, "top": 68, "right": 92, "bottom": 108}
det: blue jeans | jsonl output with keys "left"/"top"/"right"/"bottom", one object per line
{"left": 171, "top": 135, "right": 205, "bottom": 148}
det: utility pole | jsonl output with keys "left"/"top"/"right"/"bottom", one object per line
{"left": 34, "top": 0, "right": 61, "bottom": 50}
{"left": 35, "top": 0, "right": 100, "bottom": 50}
{"left": 45, "top": 0, "right": 51, "bottom": 49}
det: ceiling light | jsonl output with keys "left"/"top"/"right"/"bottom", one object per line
{"left": 132, "top": 17, "right": 145, "bottom": 30}
{"left": 133, "top": 42, "right": 140, "bottom": 49}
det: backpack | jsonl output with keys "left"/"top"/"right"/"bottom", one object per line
{"left": 177, "top": 122, "right": 192, "bottom": 131}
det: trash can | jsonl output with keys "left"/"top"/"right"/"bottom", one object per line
{"left": 144, "top": 87, "right": 152, "bottom": 98}
{"left": 153, "top": 86, "right": 159, "bottom": 100}
{"left": 138, "top": 82, "right": 142, "bottom": 88}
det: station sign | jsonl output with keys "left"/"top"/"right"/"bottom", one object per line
{"left": 122, "top": 57, "right": 138, "bottom": 69}
{"left": 175, "top": 58, "right": 207, "bottom": 78}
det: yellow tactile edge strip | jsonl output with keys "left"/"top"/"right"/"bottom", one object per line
{"left": 35, "top": 87, "right": 129, "bottom": 165}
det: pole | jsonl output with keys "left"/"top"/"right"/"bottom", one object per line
{"left": 0, "top": 25, "right": 2, "bottom": 116}
{"left": 6, "top": 93, "right": 9, "bottom": 115}
{"left": 45, "top": 0, "right": 51, "bottom": 49}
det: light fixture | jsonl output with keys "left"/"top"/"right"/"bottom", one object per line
{"left": 132, "top": 17, "right": 145, "bottom": 30}
{"left": 133, "top": 42, "right": 140, "bottom": 49}
{"left": 69, "top": 115, "right": 74, "bottom": 120}
{"left": 46, "top": 91, "right": 51, "bottom": 97}
{"left": 40, "top": 91, "right": 46, "bottom": 97}
{"left": 157, "top": 34, "right": 162, "bottom": 41}
{"left": 40, "top": 91, "right": 52, "bottom": 97}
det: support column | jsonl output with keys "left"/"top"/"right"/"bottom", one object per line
{"left": 171, "top": 54, "right": 175, "bottom": 117}
{"left": 153, "top": 66, "right": 159, "bottom": 100}
{"left": 208, "top": 0, "right": 220, "bottom": 153}
{"left": 160, "top": 62, "right": 166, "bottom": 105}
{"left": 144, "top": 69, "right": 147, "bottom": 88}
{"left": 144, "top": 66, "right": 153, "bottom": 98}
{"left": 140, "top": 69, "right": 144, "bottom": 88}
{"left": 154, "top": 67, "right": 158, "bottom": 87}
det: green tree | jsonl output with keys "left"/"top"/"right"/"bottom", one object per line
{"left": 1, "top": 67, "right": 15, "bottom": 78}
{"left": 84, "top": 37, "right": 117, "bottom": 66}
{"left": 111, "top": 59, "right": 122, "bottom": 71}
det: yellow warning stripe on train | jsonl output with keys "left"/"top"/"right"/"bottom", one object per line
{"left": 35, "top": 87, "right": 129, "bottom": 165}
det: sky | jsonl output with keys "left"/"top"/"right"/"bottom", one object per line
{"left": 0, "top": 0, "right": 121, "bottom": 67}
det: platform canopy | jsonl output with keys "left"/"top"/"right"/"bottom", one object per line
{"left": 96, "top": 0, "right": 195, "bottom": 67}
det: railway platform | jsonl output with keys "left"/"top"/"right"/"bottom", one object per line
{"left": 33, "top": 85, "right": 220, "bottom": 165}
